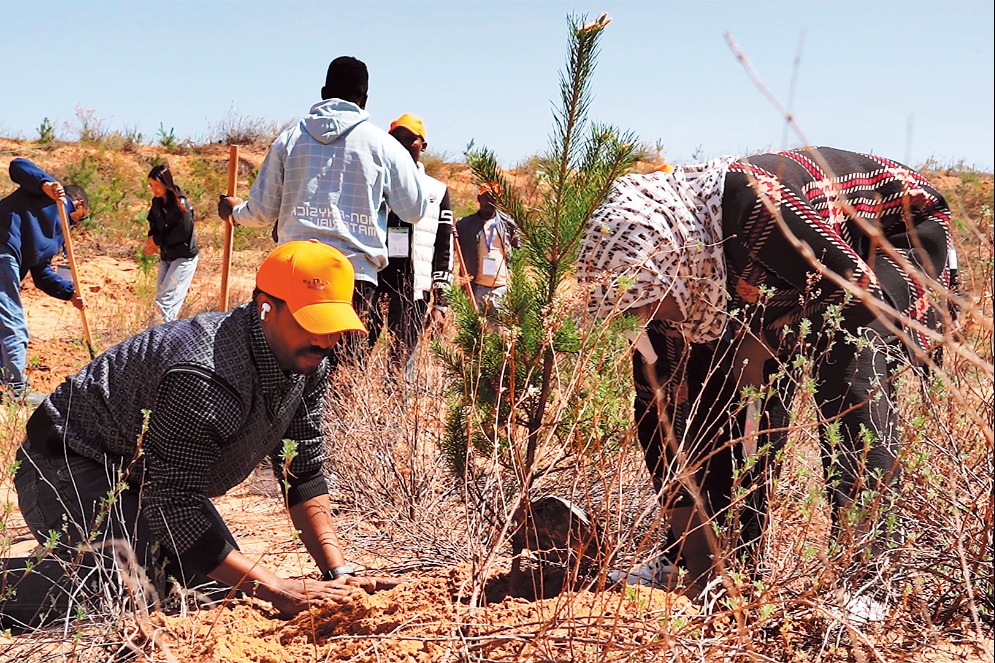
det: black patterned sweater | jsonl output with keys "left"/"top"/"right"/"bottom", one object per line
{"left": 722, "top": 146, "right": 952, "bottom": 355}
{"left": 32, "top": 304, "right": 330, "bottom": 572}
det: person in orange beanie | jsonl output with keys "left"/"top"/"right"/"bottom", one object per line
{"left": 366, "top": 113, "right": 453, "bottom": 378}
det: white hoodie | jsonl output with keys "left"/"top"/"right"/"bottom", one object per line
{"left": 233, "top": 99, "right": 427, "bottom": 284}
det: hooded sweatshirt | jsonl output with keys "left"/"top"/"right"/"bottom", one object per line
{"left": 0, "top": 158, "right": 75, "bottom": 299}
{"left": 232, "top": 99, "right": 427, "bottom": 284}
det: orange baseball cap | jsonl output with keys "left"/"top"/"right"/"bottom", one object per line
{"left": 389, "top": 113, "right": 426, "bottom": 140}
{"left": 478, "top": 181, "right": 502, "bottom": 197}
{"left": 256, "top": 240, "right": 366, "bottom": 334}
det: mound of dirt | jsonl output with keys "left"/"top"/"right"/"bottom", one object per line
{"left": 150, "top": 564, "right": 695, "bottom": 663}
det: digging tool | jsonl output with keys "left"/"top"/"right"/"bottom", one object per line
{"left": 55, "top": 197, "right": 96, "bottom": 359}
{"left": 219, "top": 144, "right": 239, "bottom": 312}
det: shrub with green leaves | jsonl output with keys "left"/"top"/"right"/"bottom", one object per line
{"left": 157, "top": 123, "right": 177, "bottom": 150}
{"left": 37, "top": 117, "right": 56, "bottom": 145}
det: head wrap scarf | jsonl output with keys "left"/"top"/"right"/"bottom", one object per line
{"left": 578, "top": 156, "right": 737, "bottom": 343}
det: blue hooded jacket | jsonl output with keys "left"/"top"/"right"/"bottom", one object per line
{"left": 0, "top": 158, "right": 75, "bottom": 299}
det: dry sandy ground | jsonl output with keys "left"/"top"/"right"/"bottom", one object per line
{"left": 1, "top": 239, "right": 991, "bottom": 662}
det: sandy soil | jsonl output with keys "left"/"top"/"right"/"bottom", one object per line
{"left": 146, "top": 566, "right": 699, "bottom": 663}
{"left": 1, "top": 157, "right": 991, "bottom": 662}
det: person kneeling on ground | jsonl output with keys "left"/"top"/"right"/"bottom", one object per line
{"left": 1, "top": 240, "right": 397, "bottom": 631}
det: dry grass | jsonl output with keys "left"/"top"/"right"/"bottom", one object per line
{"left": 0, "top": 138, "right": 991, "bottom": 661}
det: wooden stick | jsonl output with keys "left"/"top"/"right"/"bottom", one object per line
{"left": 219, "top": 144, "right": 239, "bottom": 312}
{"left": 55, "top": 198, "right": 96, "bottom": 358}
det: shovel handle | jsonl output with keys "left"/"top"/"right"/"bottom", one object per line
{"left": 219, "top": 145, "right": 239, "bottom": 312}
{"left": 55, "top": 199, "right": 96, "bottom": 358}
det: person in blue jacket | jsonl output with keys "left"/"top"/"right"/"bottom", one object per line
{"left": 0, "top": 158, "right": 89, "bottom": 400}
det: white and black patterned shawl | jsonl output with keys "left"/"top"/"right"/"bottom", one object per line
{"left": 578, "top": 157, "right": 736, "bottom": 343}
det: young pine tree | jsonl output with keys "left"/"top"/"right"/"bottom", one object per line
{"left": 436, "top": 13, "right": 640, "bottom": 504}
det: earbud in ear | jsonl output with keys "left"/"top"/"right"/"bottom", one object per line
{"left": 260, "top": 302, "right": 272, "bottom": 320}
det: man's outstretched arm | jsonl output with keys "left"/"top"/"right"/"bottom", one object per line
{"left": 207, "top": 547, "right": 360, "bottom": 615}
{"left": 289, "top": 492, "right": 348, "bottom": 577}
{"left": 289, "top": 493, "right": 406, "bottom": 596}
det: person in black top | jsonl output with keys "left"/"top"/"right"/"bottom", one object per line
{"left": 144, "top": 164, "right": 199, "bottom": 322}
{"left": 366, "top": 113, "right": 453, "bottom": 377}
{"left": 581, "top": 147, "right": 954, "bottom": 620}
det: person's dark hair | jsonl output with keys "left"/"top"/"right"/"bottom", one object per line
{"left": 251, "top": 287, "right": 286, "bottom": 307}
{"left": 320, "top": 56, "right": 369, "bottom": 105}
{"left": 63, "top": 184, "right": 89, "bottom": 219}
{"left": 148, "top": 164, "right": 185, "bottom": 208}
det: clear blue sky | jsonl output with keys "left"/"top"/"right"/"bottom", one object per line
{"left": 3, "top": 1, "right": 992, "bottom": 170}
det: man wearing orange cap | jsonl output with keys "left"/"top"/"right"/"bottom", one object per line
{"left": 455, "top": 183, "right": 519, "bottom": 312}
{"left": 2, "top": 241, "right": 396, "bottom": 630}
{"left": 366, "top": 113, "right": 453, "bottom": 376}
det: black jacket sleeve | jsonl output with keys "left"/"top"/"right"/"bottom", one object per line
{"left": 431, "top": 188, "right": 453, "bottom": 293}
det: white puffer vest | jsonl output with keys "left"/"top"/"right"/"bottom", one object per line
{"left": 411, "top": 164, "right": 451, "bottom": 300}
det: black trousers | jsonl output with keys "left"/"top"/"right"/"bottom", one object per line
{"left": 1, "top": 437, "right": 235, "bottom": 630}
{"left": 330, "top": 280, "right": 379, "bottom": 365}
{"left": 366, "top": 264, "right": 429, "bottom": 376}
{"left": 633, "top": 317, "right": 902, "bottom": 563}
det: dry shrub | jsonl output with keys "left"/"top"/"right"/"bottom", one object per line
{"left": 321, "top": 344, "right": 475, "bottom": 572}
{"left": 206, "top": 105, "right": 282, "bottom": 148}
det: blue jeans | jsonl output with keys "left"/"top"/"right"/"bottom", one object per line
{"left": 156, "top": 254, "right": 199, "bottom": 322}
{"left": 0, "top": 251, "right": 29, "bottom": 395}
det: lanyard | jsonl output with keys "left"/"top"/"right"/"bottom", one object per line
{"left": 484, "top": 214, "right": 501, "bottom": 251}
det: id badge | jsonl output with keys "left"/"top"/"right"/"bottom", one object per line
{"left": 387, "top": 227, "right": 410, "bottom": 258}
{"left": 482, "top": 256, "right": 499, "bottom": 277}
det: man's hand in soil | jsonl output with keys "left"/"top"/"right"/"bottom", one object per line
{"left": 262, "top": 577, "right": 364, "bottom": 616}
{"left": 212, "top": 549, "right": 367, "bottom": 616}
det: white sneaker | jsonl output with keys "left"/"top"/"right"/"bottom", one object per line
{"left": 844, "top": 593, "right": 890, "bottom": 625}
{"left": 609, "top": 553, "right": 679, "bottom": 590}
